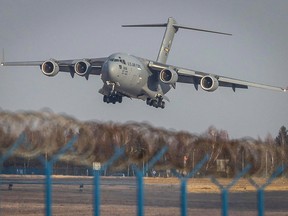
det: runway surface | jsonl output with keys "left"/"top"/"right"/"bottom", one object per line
{"left": 1, "top": 175, "right": 288, "bottom": 215}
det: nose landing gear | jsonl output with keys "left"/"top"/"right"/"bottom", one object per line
{"left": 103, "top": 82, "right": 123, "bottom": 104}
{"left": 103, "top": 92, "right": 122, "bottom": 104}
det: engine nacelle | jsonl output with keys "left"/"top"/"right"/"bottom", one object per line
{"left": 41, "top": 60, "right": 59, "bottom": 76}
{"left": 74, "top": 60, "right": 91, "bottom": 76}
{"left": 159, "top": 68, "right": 178, "bottom": 84}
{"left": 200, "top": 75, "right": 219, "bottom": 92}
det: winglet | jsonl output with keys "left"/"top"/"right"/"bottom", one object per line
{"left": 1, "top": 48, "right": 4, "bottom": 66}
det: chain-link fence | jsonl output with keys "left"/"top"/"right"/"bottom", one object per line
{"left": 1, "top": 133, "right": 287, "bottom": 216}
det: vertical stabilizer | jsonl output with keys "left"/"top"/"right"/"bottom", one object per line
{"left": 156, "top": 17, "right": 177, "bottom": 64}
{"left": 122, "top": 17, "right": 178, "bottom": 64}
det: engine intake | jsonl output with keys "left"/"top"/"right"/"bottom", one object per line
{"left": 41, "top": 60, "right": 59, "bottom": 76}
{"left": 159, "top": 68, "right": 178, "bottom": 84}
{"left": 200, "top": 75, "right": 219, "bottom": 92}
{"left": 74, "top": 60, "right": 91, "bottom": 76}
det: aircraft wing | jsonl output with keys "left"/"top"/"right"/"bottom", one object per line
{"left": 1, "top": 57, "right": 107, "bottom": 78}
{"left": 148, "top": 61, "right": 287, "bottom": 92}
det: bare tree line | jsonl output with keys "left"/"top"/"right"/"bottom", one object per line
{"left": 0, "top": 110, "right": 287, "bottom": 177}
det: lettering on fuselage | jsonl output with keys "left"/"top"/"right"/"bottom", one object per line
{"left": 119, "top": 60, "right": 141, "bottom": 76}
{"left": 121, "top": 66, "right": 128, "bottom": 75}
{"left": 127, "top": 62, "right": 141, "bottom": 69}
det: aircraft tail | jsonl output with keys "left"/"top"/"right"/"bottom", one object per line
{"left": 122, "top": 17, "right": 231, "bottom": 64}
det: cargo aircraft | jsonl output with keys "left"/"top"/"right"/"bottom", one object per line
{"left": 1, "top": 17, "right": 287, "bottom": 109}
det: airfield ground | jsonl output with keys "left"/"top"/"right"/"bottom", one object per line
{"left": 1, "top": 175, "right": 288, "bottom": 215}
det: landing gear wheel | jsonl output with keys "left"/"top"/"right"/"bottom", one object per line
{"left": 103, "top": 93, "right": 122, "bottom": 105}
{"left": 160, "top": 101, "right": 165, "bottom": 109}
{"left": 146, "top": 97, "right": 165, "bottom": 109}
{"left": 103, "top": 95, "right": 108, "bottom": 103}
{"left": 153, "top": 100, "right": 159, "bottom": 108}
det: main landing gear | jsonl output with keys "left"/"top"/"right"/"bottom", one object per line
{"left": 103, "top": 92, "right": 122, "bottom": 104}
{"left": 146, "top": 96, "right": 165, "bottom": 109}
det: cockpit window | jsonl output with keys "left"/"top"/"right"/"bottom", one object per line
{"left": 109, "top": 58, "right": 120, "bottom": 62}
{"left": 109, "top": 58, "right": 126, "bottom": 65}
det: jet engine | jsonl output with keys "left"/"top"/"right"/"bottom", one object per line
{"left": 41, "top": 60, "right": 59, "bottom": 76}
{"left": 200, "top": 75, "right": 219, "bottom": 92}
{"left": 74, "top": 60, "right": 91, "bottom": 76}
{"left": 159, "top": 68, "right": 178, "bottom": 84}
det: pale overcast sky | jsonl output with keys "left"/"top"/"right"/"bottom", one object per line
{"left": 0, "top": 0, "right": 287, "bottom": 139}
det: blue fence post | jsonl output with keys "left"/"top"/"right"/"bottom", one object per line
{"left": 257, "top": 189, "right": 264, "bottom": 216}
{"left": 133, "top": 146, "right": 168, "bottom": 216}
{"left": 0, "top": 132, "right": 26, "bottom": 216}
{"left": 248, "top": 165, "right": 285, "bottom": 216}
{"left": 211, "top": 164, "right": 252, "bottom": 216}
{"left": 92, "top": 147, "right": 125, "bottom": 216}
{"left": 180, "top": 179, "right": 187, "bottom": 216}
{"left": 172, "top": 154, "right": 209, "bottom": 216}
{"left": 93, "top": 169, "right": 101, "bottom": 216}
{"left": 221, "top": 188, "right": 228, "bottom": 216}
{"left": 38, "top": 135, "right": 79, "bottom": 216}
{"left": 135, "top": 169, "right": 144, "bottom": 216}
{"left": 45, "top": 162, "right": 52, "bottom": 216}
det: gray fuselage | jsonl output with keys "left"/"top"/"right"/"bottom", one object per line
{"left": 100, "top": 53, "right": 171, "bottom": 100}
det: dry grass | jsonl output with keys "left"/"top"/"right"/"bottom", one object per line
{"left": 144, "top": 177, "right": 288, "bottom": 193}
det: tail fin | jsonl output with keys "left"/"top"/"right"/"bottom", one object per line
{"left": 122, "top": 17, "right": 231, "bottom": 64}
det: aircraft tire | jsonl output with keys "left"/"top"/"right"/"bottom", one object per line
{"left": 153, "top": 100, "right": 159, "bottom": 108}
{"left": 118, "top": 96, "right": 122, "bottom": 103}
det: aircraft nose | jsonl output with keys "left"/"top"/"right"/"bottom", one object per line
{"left": 101, "top": 61, "right": 118, "bottom": 82}
{"left": 107, "top": 62, "right": 118, "bottom": 79}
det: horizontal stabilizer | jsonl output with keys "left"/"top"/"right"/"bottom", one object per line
{"left": 122, "top": 23, "right": 166, "bottom": 28}
{"left": 122, "top": 17, "right": 232, "bottom": 64}
{"left": 122, "top": 18, "right": 232, "bottom": 36}
{"left": 173, "top": 24, "right": 232, "bottom": 36}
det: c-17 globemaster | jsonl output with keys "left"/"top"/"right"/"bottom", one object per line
{"left": 1, "top": 17, "right": 287, "bottom": 109}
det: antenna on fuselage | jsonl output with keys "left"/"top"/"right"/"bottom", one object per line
{"left": 122, "top": 17, "right": 231, "bottom": 64}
